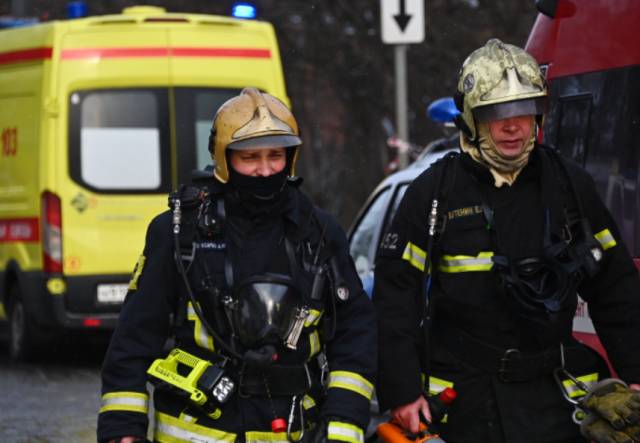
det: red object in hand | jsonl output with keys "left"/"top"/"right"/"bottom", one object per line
{"left": 426, "top": 387, "right": 457, "bottom": 423}
{"left": 440, "top": 387, "right": 456, "bottom": 404}
{"left": 272, "top": 418, "right": 287, "bottom": 433}
{"left": 274, "top": 353, "right": 278, "bottom": 362}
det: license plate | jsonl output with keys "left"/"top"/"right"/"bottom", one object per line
{"left": 97, "top": 284, "right": 129, "bottom": 303}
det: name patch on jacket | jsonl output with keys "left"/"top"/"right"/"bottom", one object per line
{"left": 196, "top": 241, "right": 226, "bottom": 251}
{"left": 448, "top": 205, "right": 483, "bottom": 220}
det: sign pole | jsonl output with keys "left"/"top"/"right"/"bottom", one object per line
{"left": 395, "top": 44, "right": 409, "bottom": 170}
{"left": 381, "top": 0, "right": 424, "bottom": 171}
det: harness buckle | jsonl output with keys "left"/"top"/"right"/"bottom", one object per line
{"left": 499, "top": 349, "right": 520, "bottom": 382}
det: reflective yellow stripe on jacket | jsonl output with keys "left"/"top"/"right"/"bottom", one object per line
{"left": 188, "top": 302, "right": 215, "bottom": 352}
{"left": 438, "top": 252, "right": 494, "bottom": 273}
{"left": 595, "top": 229, "right": 616, "bottom": 250}
{"left": 303, "top": 394, "right": 316, "bottom": 410}
{"left": 100, "top": 392, "right": 148, "bottom": 414}
{"left": 328, "top": 371, "right": 374, "bottom": 401}
{"left": 246, "top": 430, "right": 301, "bottom": 443}
{"left": 428, "top": 376, "right": 454, "bottom": 396}
{"left": 308, "top": 330, "right": 321, "bottom": 361}
{"left": 563, "top": 373, "right": 598, "bottom": 398}
{"left": 155, "top": 411, "right": 236, "bottom": 443}
{"left": 305, "top": 309, "right": 323, "bottom": 327}
{"left": 403, "top": 242, "right": 428, "bottom": 272}
{"left": 178, "top": 411, "right": 199, "bottom": 424}
{"left": 328, "top": 421, "right": 364, "bottom": 443}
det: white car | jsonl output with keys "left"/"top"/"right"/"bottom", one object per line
{"left": 347, "top": 135, "right": 459, "bottom": 296}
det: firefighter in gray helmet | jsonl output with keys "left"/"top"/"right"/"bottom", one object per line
{"left": 374, "top": 39, "right": 640, "bottom": 443}
{"left": 97, "top": 88, "right": 377, "bottom": 443}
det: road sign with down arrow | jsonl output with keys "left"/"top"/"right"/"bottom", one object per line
{"left": 381, "top": 0, "right": 425, "bottom": 44}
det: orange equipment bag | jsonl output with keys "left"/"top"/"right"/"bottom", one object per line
{"left": 376, "top": 419, "right": 445, "bottom": 443}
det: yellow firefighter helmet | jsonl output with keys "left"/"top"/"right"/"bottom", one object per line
{"left": 209, "top": 87, "right": 302, "bottom": 183}
{"left": 453, "top": 39, "right": 548, "bottom": 140}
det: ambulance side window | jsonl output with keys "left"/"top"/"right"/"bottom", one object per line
{"left": 68, "top": 88, "right": 172, "bottom": 193}
{"left": 349, "top": 187, "right": 391, "bottom": 276}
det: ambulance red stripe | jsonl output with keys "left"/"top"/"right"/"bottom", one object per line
{"left": 0, "top": 218, "right": 40, "bottom": 243}
{"left": 171, "top": 47, "right": 271, "bottom": 58}
{"left": 61, "top": 47, "right": 271, "bottom": 60}
{"left": 0, "top": 47, "right": 52, "bottom": 65}
{"left": 61, "top": 47, "right": 169, "bottom": 59}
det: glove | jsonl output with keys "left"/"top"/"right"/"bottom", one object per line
{"left": 582, "top": 379, "right": 640, "bottom": 431}
{"left": 580, "top": 411, "right": 638, "bottom": 443}
{"left": 310, "top": 416, "right": 364, "bottom": 443}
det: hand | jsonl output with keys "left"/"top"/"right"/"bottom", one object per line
{"left": 584, "top": 380, "right": 640, "bottom": 430}
{"left": 108, "top": 437, "right": 142, "bottom": 443}
{"left": 581, "top": 413, "right": 636, "bottom": 443}
{"left": 391, "top": 395, "right": 431, "bottom": 434}
{"left": 630, "top": 384, "right": 640, "bottom": 392}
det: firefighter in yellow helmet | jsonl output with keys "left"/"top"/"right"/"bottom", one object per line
{"left": 374, "top": 39, "right": 640, "bottom": 443}
{"left": 98, "top": 88, "right": 377, "bottom": 443}
{"left": 210, "top": 87, "right": 302, "bottom": 184}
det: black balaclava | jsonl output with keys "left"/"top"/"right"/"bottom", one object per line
{"left": 224, "top": 147, "right": 297, "bottom": 219}
{"left": 228, "top": 166, "right": 288, "bottom": 201}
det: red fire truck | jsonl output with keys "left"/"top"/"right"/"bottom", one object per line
{"left": 525, "top": 0, "right": 640, "bottom": 371}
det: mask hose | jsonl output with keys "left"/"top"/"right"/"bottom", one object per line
{"left": 172, "top": 198, "right": 246, "bottom": 362}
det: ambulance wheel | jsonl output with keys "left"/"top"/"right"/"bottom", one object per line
{"left": 8, "top": 285, "right": 33, "bottom": 362}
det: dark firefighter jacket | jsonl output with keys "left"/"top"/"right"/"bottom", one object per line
{"left": 373, "top": 145, "right": 640, "bottom": 443}
{"left": 97, "top": 180, "right": 377, "bottom": 443}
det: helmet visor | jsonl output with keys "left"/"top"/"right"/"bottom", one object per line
{"left": 232, "top": 273, "right": 301, "bottom": 348}
{"left": 472, "top": 97, "right": 549, "bottom": 124}
{"left": 228, "top": 134, "right": 302, "bottom": 151}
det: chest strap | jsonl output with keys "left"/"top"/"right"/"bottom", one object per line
{"left": 432, "top": 319, "right": 596, "bottom": 382}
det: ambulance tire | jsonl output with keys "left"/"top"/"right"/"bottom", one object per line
{"left": 8, "top": 285, "right": 34, "bottom": 362}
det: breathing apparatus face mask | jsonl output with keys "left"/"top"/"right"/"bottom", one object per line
{"left": 231, "top": 273, "right": 301, "bottom": 349}
{"left": 472, "top": 156, "right": 600, "bottom": 324}
{"left": 492, "top": 250, "right": 577, "bottom": 324}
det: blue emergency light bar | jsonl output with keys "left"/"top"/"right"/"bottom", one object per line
{"left": 67, "top": 1, "right": 88, "bottom": 19}
{"left": 427, "top": 97, "right": 460, "bottom": 123}
{"left": 232, "top": 4, "right": 257, "bottom": 19}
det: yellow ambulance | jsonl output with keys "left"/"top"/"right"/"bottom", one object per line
{"left": 0, "top": 5, "right": 289, "bottom": 359}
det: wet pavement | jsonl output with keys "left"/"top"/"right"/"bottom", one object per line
{"left": 0, "top": 342, "right": 386, "bottom": 442}
{"left": 0, "top": 344, "right": 107, "bottom": 443}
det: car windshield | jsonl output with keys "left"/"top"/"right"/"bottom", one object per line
{"left": 381, "top": 184, "right": 410, "bottom": 244}
{"left": 349, "top": 187, "right": 391, "bottom": 276}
